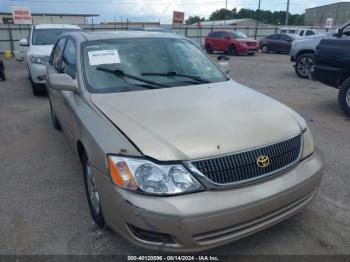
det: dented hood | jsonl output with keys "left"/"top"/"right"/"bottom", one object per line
{"left": 91, "top": 80, "right": 304, "bottom": 161}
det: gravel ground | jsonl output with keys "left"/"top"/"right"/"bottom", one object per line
{"left": 0, "top": 53, "right": 349, "bottom": 255}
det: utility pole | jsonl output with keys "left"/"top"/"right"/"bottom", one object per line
{"left": 254, "top": 0, "right": 261, "bottom": 39}
{"left": 285, "top": 0, "right": 290, "bottom": 25}
{"left": 224, "top": 0, "right": 228, "bottom": 25}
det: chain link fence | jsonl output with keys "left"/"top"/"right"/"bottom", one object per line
{"left": 0, "top": 23, "right": 336, "bottom": 53}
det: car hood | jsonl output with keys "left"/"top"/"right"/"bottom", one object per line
{"left": 28, "top": 45, "right": 54, "bottom": 56}
{"left": 91, "top": 81, "right": 304, "bottom": 161}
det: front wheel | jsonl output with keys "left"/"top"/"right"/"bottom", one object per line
{"left": 338, "top": 78, "right": 350, "bottom": 117}
{"left": 295, "top": 53, "right": 315, "bottom": 79}
{"left": 82, "top": 153, "right": 105, "bottom": 227}
{"left": 0, "top": 71, "right": 5, "bottom": 81}
{"left": 228, "top": 45, "right": 237, "bottom": 56}
{"left": 205, "top": 44, "right": 213, "bottom": 54}
{"left": 261, "top": 45, "right": 268, "bottom": 53}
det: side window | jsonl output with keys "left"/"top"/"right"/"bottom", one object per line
{"left": 218, "top": 32, "right": 225, "bottom": 38}
{"left": 271, "top": 34, "right": 279, "bottom": 40}
{"left": 280, "top": 30, "right": 286, "bottom": 34}
{"left": 306, "top": 30, "right": 315, "bottom": 36}
{"left": 61, "top": 39, "right": 77, "bottom": 79}
{"left": 299, "top": 30, "right": 305, "bottom": 36}
{"left": 50, "top": 38, "right": 67, "bottom": 72}
{"left": 280, "top": 34, "right": 290, "bottom": 41}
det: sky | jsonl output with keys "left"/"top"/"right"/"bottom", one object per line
{"left": 0, "top": 0, "right": 348, "bottom": 24}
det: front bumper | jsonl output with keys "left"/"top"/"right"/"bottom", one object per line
{"left": 95, "top": 152, "right": 323, "bottom": 252}
{"left": 238, "top": 46, "right": 258, "bottom": 54}
{"left": 27, "top": 62, "right": 47, "bottom": 84}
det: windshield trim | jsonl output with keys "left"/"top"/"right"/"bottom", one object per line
{"left": 81, "top": 37, "right": 229, "bottom": 94}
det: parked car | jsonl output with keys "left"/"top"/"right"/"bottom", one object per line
{"left": 205, "top": 31, "right": 258, "bottom": 55}
{"left": 0, "top": 60, "right": 5, "bottom": 81}
{"left": 259, "top": 33, "right": 298, "bottom": 53}
{"left": 280, "top": 28, "right": 321, "bottom": 37}
{"left": 313, "top": 25, "right": 350, "bottom": 117}
{"left": 19, "top": 24, "right": 81, "bottom": 95}
{"left": 290, "top": 21, "right": 350, "bottom": 79}
{"left": 46, "top": 30, "right": 323, "bottom": 252}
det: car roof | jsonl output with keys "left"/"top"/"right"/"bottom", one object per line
{"left": 34, "top": 24, "right": 81, "bottom": 29}
{"left": 65, "top": 30, "right": 181, "bottom": 42}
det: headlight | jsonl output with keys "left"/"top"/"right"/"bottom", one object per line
{"left": 30, "top": 55, "right": 49, "bottom": 65}
{"left": 107, "top": 156, "right": 203, "bottom": 195}
{"left": 302, "top": 128, "right": 315, "bottom": 159}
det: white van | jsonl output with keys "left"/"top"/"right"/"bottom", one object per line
{"left": 19, "top": 24, "right": 81, "bottom": 95}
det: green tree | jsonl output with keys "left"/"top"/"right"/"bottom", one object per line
{"left": 185, "top": 16, "right": 205, "bottom": 25}
{"left": 205, "top": 7, "right": 304, "bottom": 25}
{"left": 209, "top": 8, "right": 234, "bottom": 21}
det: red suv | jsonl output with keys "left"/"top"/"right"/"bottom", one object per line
{"left": 205, "top": 31, "right": 258, "bottom": 55}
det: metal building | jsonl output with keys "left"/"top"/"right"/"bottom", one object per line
{"left": 0, "top": 12, "right": 99, "bottom": 25}
{"left": 305, "top": 2, "right": 350, "bottom": 27}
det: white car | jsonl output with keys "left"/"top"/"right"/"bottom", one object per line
{"left": 19, "top": 24, "right": 81, "bottom": 95}
{"left": 280, "top": 28, "right": 321, "bottom": 38}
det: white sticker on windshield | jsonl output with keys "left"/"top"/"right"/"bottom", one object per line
{"left": 88, "top": 50, "right": 121, "bottom": 65}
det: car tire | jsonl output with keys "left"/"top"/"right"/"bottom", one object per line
{"left": 338, "top": 78, "right": 350, "bottom": 117}
{"left": 82, "top": 152, "right": 105, "bottom": 227}
{"left": 49, "top": 99, "right": 62, "bottom": 131}
{"left": 27, "top": 69, "right": 41, "bottom": 96}
{"left": 228, "top": 45, "right": 237, "bottom": 56}
{"left": 205, "top": 44, "right": 213, "bottom": 54}
{"left": 261, "top": 45, "right": 268, "bottom": 53}
{"left": 0, "top": 71, "right": 5, "bottom": 81}
{"left": 295, "top": 53, "right": 315, "bottom": 79}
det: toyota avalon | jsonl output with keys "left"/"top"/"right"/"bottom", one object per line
{"left": 46, "top": 31, "right": 323, "bottom": 252}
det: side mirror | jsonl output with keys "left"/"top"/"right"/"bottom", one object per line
{"left": 333, "top": 28, "right": 342, "bottom": 37}
{"left": 19, "top": 39, "right": 28, "bottom": 46}
{"left": 225, "top": 36, "right": 230, "bottom": 40}
{"left": 48, "top": 73, "right": 79, "bottom": 92}
{"left": 218, "top": 61, "right": 230, "bottom": 74}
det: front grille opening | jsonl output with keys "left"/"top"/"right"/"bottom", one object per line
{"left": 192, "top": 135, "right": 302, "bottom": 185}
{"left": 128, "top": 224, "right": 176, "bottom": 244}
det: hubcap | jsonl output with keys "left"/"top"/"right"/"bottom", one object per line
{"left": 86, "top": 163, "right": 101, "bottom": 214}
{"left": 298, "top": 57, "right": 314, "bottom": 77}
{"left": 346, "top": 88, "right": 350, "bottom": 108}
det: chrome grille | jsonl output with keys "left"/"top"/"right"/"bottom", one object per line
{"left": 191, "top": 135, "right": 302, "bottom": 185}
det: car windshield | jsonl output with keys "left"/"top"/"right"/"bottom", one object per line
{"left": 82, "top": 38, "right": 228, "bottom": 93}
{"left": 32, "top": 28, "right": 81, "bottom": 45}
{"left": 230, "top": 31, "right": 247, "bottom": 38}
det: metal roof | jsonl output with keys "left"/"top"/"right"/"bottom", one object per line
{"left": 305, "top": 2, "right": 350, "bottom": 10}
{"left": 195, "top": 19, "right": 256, "bottom": 26}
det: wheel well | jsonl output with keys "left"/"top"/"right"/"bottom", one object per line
{"left": 77, "top": 141, "right": 86, "bottom": 163}
{"left": 296, "top": 50, "right": 315, "bottom": 59}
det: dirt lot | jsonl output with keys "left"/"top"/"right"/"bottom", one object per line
{"left": 0, "top": 53, "right": 349, "bottom": 255}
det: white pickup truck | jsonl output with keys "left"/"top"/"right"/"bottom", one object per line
{"left": 288, "top": 25, "right": 347, "bottom": 79}
{"left": 280, "top": 28, "right": 321, "bottom": 38}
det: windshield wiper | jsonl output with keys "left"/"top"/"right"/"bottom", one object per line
{"left": 96, "top": 67, "right": 169, "bottom": 88}
{"left": 141, "top": 71, "right": 210, "bottom": 83}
